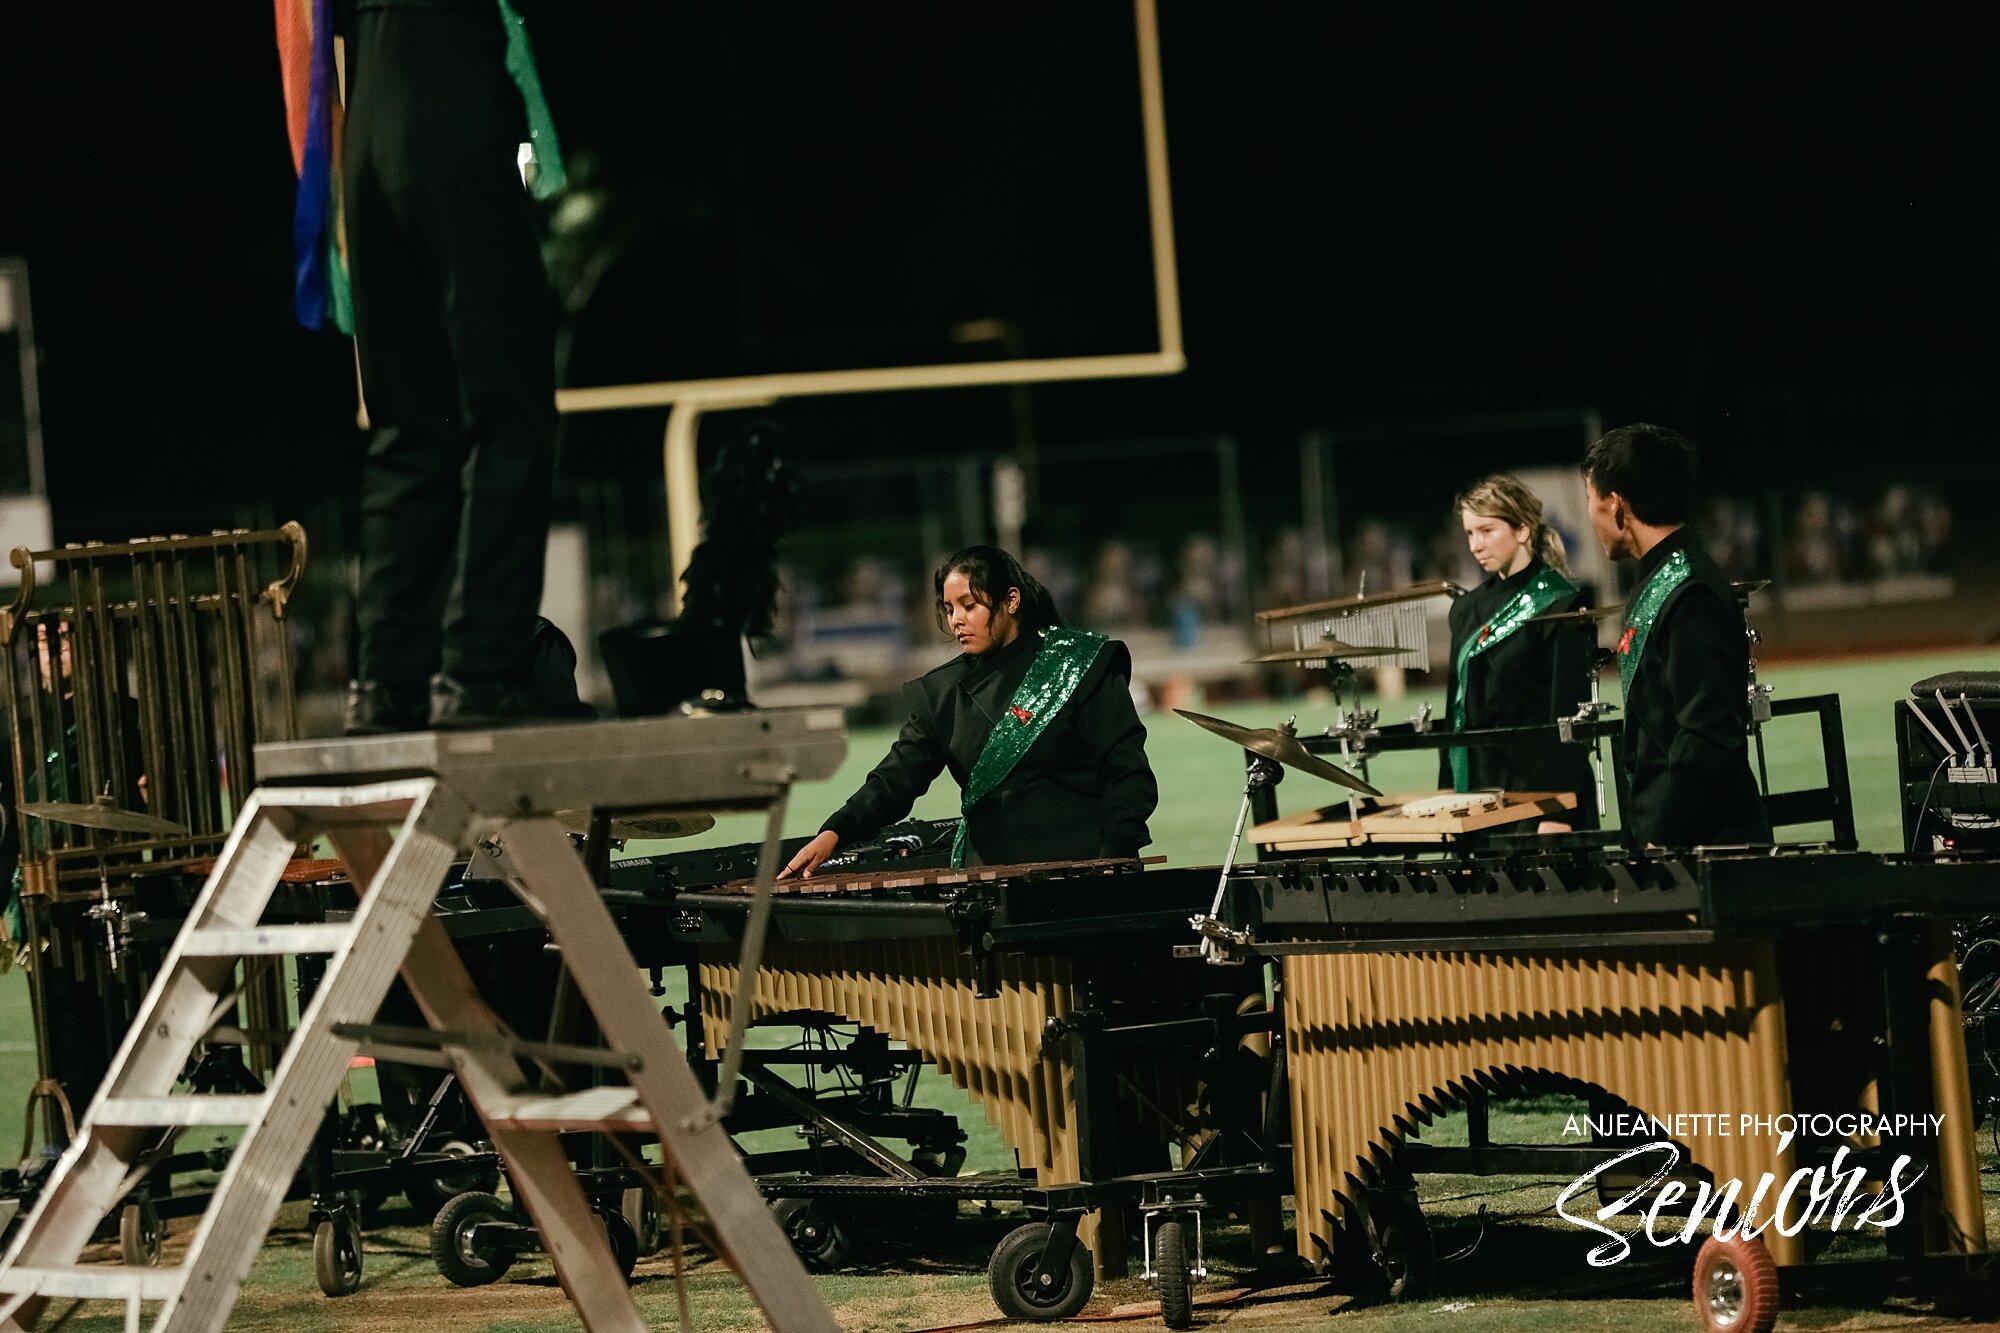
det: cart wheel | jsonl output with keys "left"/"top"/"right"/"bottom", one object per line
{"left": 405, "top": 1139, "right": 498, "bottom": 1220}
{"left": 773, "top": 1197, "right": 853, "bottom": 1271}
{"left": 1154, "top": 1218, "right": 1195, "bottom": 1330}
{"left": 1693, "top": 1234, "right": 1779, "bottom": 1333}
{"left": 430, "top": 1191, "right": 515, "bottom": 1288}
{"left": 599, "top": 1208, "right": 640, "bottom": 1279}
{"left": 988, "top": 1221, "right": 1095, "bottom": 1322}
{"left": 621, "top": 1186, "right": 662, "bottom": 1257}
{"left": 1371, "top": 1194, "right": 1434, "bottom": 1302}
{"left": 119, "top": 1201, "right": 163, "bottom": 1268}
{"left": 312, "top": 1214, "right": 363, "bottom": 1297}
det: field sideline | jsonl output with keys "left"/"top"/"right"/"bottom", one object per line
{"left": 0, "top": 646, "right": 1989, "bottom": 1331}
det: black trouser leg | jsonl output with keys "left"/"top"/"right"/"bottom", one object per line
{"left": 343, "top": 7, "right": 554, "bottom": 691}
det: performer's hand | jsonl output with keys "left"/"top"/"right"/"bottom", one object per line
{"left": 780, "top": 830, "right": 840, "bottom": 879}
{"left": 1537, "top": 820, "right": 1572, "bottom": 834}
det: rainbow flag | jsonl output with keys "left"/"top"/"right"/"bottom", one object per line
{"left": 275, "top": 0, "right": 565, "bottom": 335}
{"left": 274, "top": 0, "right": 351, "bottom": 333}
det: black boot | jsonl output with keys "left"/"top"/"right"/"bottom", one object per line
{"left": 344, "top": 680, "right": 430, "bottom": 736}
{"left": 429, "top": 673, "right": 562, "bottom": 730}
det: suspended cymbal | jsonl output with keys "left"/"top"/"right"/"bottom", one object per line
{"left": 556, "top": 808, "right": 716, "bottom": 840}
{"left": 1174, "top": 709, "right": 1381, "bottom": 796}
{"left": 21, "top": 799, "right": 189, "bottom": 837}
{"left": 1248, "top": 637, "right": 1402, "bottom": 665}
{"left": 1529, "top": 603, "right": 1626, "bottom": 626}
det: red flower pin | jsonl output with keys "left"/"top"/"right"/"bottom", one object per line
{"left": 1478, "top": 624, "right": 1492, "bottom": 645}
{"left": 1617, "top": 626, "right": 1636, "bottom": 654}
{"left": 1010, "top": 705, "right": 1035, "bottom": 723}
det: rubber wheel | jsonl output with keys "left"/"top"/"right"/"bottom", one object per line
{"left": 405, "top": 1139, "right": 498, "bottom": 1220}
{"left": 430, "top": 1190, "right": 516, "bottom": 1288}
{"left": 987, "top": 1221, "right": 1095, "bottom": 1322}
{"left": 1372, "top": 1195, "right": 1434, "bottom": 1302}
{"left": 1154, "top": 1218, "right": 1195, "bottom": 1330}
{"left": 773, "top": 1198, "right": 853, "bottom": 1272}
{"left": 621, "top": 1186, "right": 662, "bottom": 1257}
{"left": 600, "top": 1208, "right": 639, "bottom": 1279}
{"left": 119, "top": 1201, "right": 163, "bottom": 1268}
{"left": 1693, "top": 1234, "right": 1780, "bottom": 1333}
{"left": 312, "top": 1214, "right": 363, "bottom": 1297}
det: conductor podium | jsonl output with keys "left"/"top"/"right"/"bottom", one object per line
{"left": 0, "top": 712, "right": 848, "bottom": 1333}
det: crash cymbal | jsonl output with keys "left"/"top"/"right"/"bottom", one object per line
{"left": 556, "top": 808, "right": 717, "bottom": 840}
{"left": 1529, "top": 603, "right": 1626, "bottom": 626}
{"left": 20, "top": 799, "right": 189, "bottom": 837}
{"left": 1248, "top": 637, "right": 1403, "bottom": 665}
{"left": 1174, "top": 709, "right": 1381, "bottom": 796}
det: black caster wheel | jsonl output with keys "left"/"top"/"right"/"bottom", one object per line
{"left": 773, "top": 1197, "right": 853, "bottom": 1272}
{"left": 987, "top": 1221, "right": 1094, "bottom": 1322}
{"left": 1370, "top": 1193, "right": 1434, "bottom": 1303}
{"left": 119, "top": 1201, "right": 163, "bottom": 1268}
{"left": 312, "top": 1213, "right": 363, "bottom": 1297}
{"left": 1154, "top": 1218, "right": 1194, "bottom": 1329}
{"left": 599, "top": 1207, "right": 639, "bottom": 1279}
{"left": 621, "top": 1186, "right": 662, "bottom": 1257}
{"left": 430, "top": 1190, "right": 515, "bottom": 1287}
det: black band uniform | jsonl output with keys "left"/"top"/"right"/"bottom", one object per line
{"left": 821, "top": 629, "right": 1158, "bottom": 866}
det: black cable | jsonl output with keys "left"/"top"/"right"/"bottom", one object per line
{"left": 1909, "top": 755, "right": 1953, "bottom": 854}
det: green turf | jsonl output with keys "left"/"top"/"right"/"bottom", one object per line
{"left": 1, "top": 647, "right": 1991, "bottom": 1330}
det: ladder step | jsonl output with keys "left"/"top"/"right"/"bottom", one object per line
{"left": 489, "top": 1086, "right": 655, "bottom": 1132}
{"left": 0, "top": 1266, "right": 183, "bottom": 1300}
{"left": 181, "top": 923, "right": 358, "bottom": 957}
{"left": 93, "top": 1094, "right": 270, "bottom": 1128}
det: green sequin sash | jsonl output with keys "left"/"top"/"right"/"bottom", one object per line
{"left": 1617, "top": 548, "right": 1692, "bottom": 697}
{"left": 950, "top": 628, "right": 1110, "bottom": 867}
{"left": 1446, "top": 567, "right": 1578, "bottom": 791}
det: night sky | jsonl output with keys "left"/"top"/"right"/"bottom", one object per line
{"left": 2, "top": 6, "right": 1993, "bottom": 540}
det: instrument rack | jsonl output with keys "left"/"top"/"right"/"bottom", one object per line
{"left": 1247, "top": 691, "right": 1857, "bottom": 852}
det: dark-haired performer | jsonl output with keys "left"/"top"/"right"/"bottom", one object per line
{"left": 1583, "top": 424, "right": 1771, "bottom": 848}
{"left": 1439, "top": 474, "right": 1598, "bottom": 830}
{"left": 782, "top": 546, "right": 1158, "bottom": 876}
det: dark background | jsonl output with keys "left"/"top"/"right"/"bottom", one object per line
{"left": 0, "top": 5, "right": 1992, "bottom": 539}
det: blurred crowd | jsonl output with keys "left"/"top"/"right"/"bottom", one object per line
{"left": 280, "top": 480, "right": 1958, "bottom": 708}
{"left": 761, "top": 481, "right": 1956, "bottom": 687}
{"left": 1781, "top": 485, "right": 1953, "bottom": 586}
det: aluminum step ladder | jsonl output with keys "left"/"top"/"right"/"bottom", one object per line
{"left": 0, "top": 712, "right": 848, "bottom": 1333}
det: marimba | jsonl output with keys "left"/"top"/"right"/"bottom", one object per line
{"left": 664, "top": 857, "right": 1272, "bottom": 1288}
{"left": 1211, "top": 844, "right": 1995, "bottom": 1317}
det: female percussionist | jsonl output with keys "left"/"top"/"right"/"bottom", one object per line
{"left": 781, "top": 545, "right": 1159, "bottom": 877}
{"left": 1439, "top": 474, "right": 1599, "bottom": 832}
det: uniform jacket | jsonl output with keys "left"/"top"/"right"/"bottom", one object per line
{"left": 1437, "top": 557, "right": 1599, "bottom": 827}
{"left": 1619, "top": 529, "right": 1772, "bottom": 848}
{"left": 822, "top": 630, "right": 1158, "bottom": 865}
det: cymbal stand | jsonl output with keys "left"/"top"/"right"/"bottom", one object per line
{"left": 1746, "top": 623, "right": 1775, "bottom": 795}
{"left": 1558, "top": 649, "right": 1621, "bottom": 823}
{"left": 1190, "top": 748, "right": 1285, "bottom": 965}
{"left": 1321, "top": 708, "right": 1379, "bottom": 823}
{"left": 82, "top": 854, "right": 121, "bottom": 975}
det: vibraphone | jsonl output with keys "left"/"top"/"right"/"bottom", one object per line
{"left": 663, "top": 855, "right": 1279, "bottom": 1310}
{"left": 1211, "top": 843, "right": 1997, "bottom": 1324}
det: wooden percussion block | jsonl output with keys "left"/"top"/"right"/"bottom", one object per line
{"left": 1252, "top": 789, "right": 1578, "bottom": 850}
